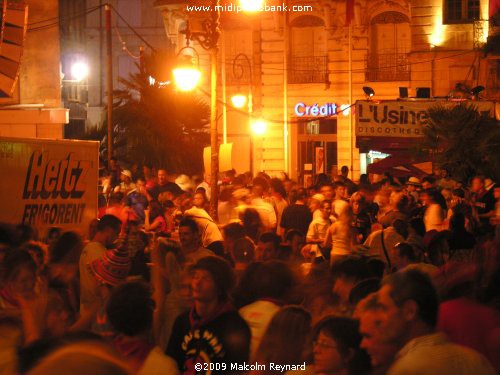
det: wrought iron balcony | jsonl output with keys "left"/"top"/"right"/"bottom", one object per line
{"left": 367, "top": 53, "right": 410, "bottom": 82}
{"left": 288, "top": 55, "right": 329, "bottom": 84}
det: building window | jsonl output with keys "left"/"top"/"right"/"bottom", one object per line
{"left": 288, "top": 16, "right": 328, "bottom": 84}
{"left": 444, "top": 0, "right": 480, "bottom": 24}
{"left": 368, "top": 12, "right": 410, "bottom": 82}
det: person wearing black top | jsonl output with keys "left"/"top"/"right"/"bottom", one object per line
{"left": 280, "top": 188, "right": 312, "bottom": 239}
{"left": 148, "top": 169, "right": 184, "bottom": 200}
{"left": 166, "top": 257, "right": 250, "bottom": 374}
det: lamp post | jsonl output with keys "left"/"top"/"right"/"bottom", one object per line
{"left": 175, "top": 1, "right": 221, "bottom": 220}
{"left": 230, "top": 53, "right": 255, "bottom": 175}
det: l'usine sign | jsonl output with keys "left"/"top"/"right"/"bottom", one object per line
{"left": 356, "top": 100, "right": 496, "bottom": 138}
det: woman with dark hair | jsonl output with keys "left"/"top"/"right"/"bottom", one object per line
{"left": 312, "top": 316, "right": 371, "bottom": 375}
{"left": 144, "top": 200, "right": 167, "bottom": 234}
{"left": 422, "top": 189, "right": 448, "bottom": 232}
{"left": 251, "top": 306, "right": 313, "bottom": 374}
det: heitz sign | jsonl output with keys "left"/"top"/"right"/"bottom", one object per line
{"left": 356, "top": 100, "right": 495, "bottom": 138}
{"left": 294, "top": 102, "right": 350, "bottom": 117}
{"left": 0, "top": 137, "right": 99, "bottom": 235}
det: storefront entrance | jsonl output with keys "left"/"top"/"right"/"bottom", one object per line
{"left": 294, "top": 118, "right": 337, "bottom": 187}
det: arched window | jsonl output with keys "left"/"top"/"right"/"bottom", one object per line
{"left": 367, "top": 12, "right": 410, "bottom": 82}
{"left": 288, "top": 16, "right": 328, "bottom": 84}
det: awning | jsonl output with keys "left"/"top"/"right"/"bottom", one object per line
{"left": 367, "top": 155, "right": 431, "bottom": 178}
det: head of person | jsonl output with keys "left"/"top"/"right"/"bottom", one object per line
{"left": 49, "top": 231, "right": 84, "bottom": 283}
{"left": 334, "top": 181, "right": 347, "bottom": 199}
{"left": 193, "top": 191, "right": 208, "bottom": 209}
{"left": 318, "top": 183, "right": 334, "bottom": 201}
{"left": 390, "top": 190, "right": 409, "bottom": 212}
{"left": 394, "top": 242, "right": 418, "bottom": 270}
{"left": 223, "top": 222, "right": 246, "bottom": 252}
{"left": 178, "top": 217, "right": 201, "bottom": 250}
{"left": 255, "top": 306, "right": 312, "bottom": 366}
{"left": 376, "top": 269, "right": 438, "bottom": 348}
{"left": 239, "top": 208, "right": 263, "bottom": 241}
{"left": 341, "top": 165, "right": 349, "bottom": 178}
{"left": 191, "top": 256, "right": 235, "bottom": 304}
{"left": 285, "top": 229, "right": 305, "bottom": 256}
{"left": 1, "top": 249, "right": 37, "bottom": 300}
{"left": 331, "top": 256, "right": 373, "bottom": 307}
{"left": 252, "top": 176, "right": 269, "bottom": 197}
{"left": 421, "top": 176, "right": 436, "bottom": 190}
{"left": 356, "top": 293, "right": 399, "bottom": 369}
{"left": 309, "top": 194, "right": 325, "bottom": 213}
{"left": 120, "top": 170, "right": 132, "bottom": 184}
{"left": 148, "top": 200, "right": 164, "bottom": 221}
{"left": 256, "top": 231, "right": 281, "bottom": 261}
{"left": 290, "top": 188, "right": 308, "bottom": 204}
{"left": 22, "top": 241, "right": 48, "bottom": 271}
{"left": 157, "top": 169, "right": 168, "bottom": 186}
{"left": 405, "top": 177, "right": 421, "bottom": 192}
{"left": 350, "top": 192, "right": 366, "bottom": 215}
{"left": 470, "top": 175, "right": 485, "bottom": 193}
{"left": 269, "top": 178, "right": 287, "bottom": 199}
{"left": 106, "top": 281, "right": 154, "bottom": 338}
{"left": 231, "top": 237, "right": 255, "bottom": 268}
{"left": 312, "top": 316, "right": 371, "bottom": 375}
{"left": 95, "top": 215, "right": 122, "bottom": 247}
{"left": 109, "top": 157, "right": 118, "bottom": 169}
{"left": 135, "top": 178, "right": 146, "bottom": 194}
{"left": 46, "top": 227, "right": 62, "bottom": 248}
{"left": 320, "top": 200, "right": 333, "bottom": 220}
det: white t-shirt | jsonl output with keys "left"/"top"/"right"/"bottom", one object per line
{"left": 184, "top": 206, "right": 223, "bottom": 246}
{"left": 239, "top": 300, "right": 281, "bottom": 360}
{"left": 138, "top": 346, "right": 179, "bottom": 375}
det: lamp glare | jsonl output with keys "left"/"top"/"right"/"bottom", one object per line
{"left": 231, "top": 94, "right": 247, "bottom": 108}
{"left": 173, "top": 67, "right": 201, "bottom": 92}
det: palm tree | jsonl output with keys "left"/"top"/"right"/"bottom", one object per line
{"left": 86, "top": 51, "right": 210, "bottom": 175}
{"left": 422, "top": 103, "right": 500, "bottom": 183}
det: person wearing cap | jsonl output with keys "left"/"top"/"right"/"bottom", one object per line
{"left": 405, "top": 177, "right": 421, "bottom": 205}
{"left": 166, "top": 257, "right": 251, "bottom": 374}
{"left": 117, "top": 170, "right": 136, "bottom": 195}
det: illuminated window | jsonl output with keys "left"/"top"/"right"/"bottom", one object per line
{"left": 444, "top": 0, "right": 480, "bottom": 24}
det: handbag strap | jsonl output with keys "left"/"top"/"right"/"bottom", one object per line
{"left": 380, "top": 228, "right": 392, "bottom": 270}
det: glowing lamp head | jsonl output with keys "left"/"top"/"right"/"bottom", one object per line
{"left": 363, "top": 86, "right": 375, "bottom": 97}
{"left": 173, "top": 55, "right": 201, "bottom": 92}
{"left": 71, "top": 61, "right": 89, "bottom": 81}
{"left": 240, "top": 0, "right": 264, "bottom": 11}
{"left": 231, "top": 94, "right": 247, "bottom": 108}
{"left": 251, "top": 119, "right": 267, "bottom": 135}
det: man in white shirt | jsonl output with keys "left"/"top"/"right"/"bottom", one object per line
{"left": 376, "top": 270, "right": 495, "bottom": 375}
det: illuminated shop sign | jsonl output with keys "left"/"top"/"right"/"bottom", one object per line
{"left": 294, "top": 102, "right": 338, "bottom": 117}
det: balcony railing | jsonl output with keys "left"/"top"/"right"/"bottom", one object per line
{"left": 288, "top": 55, "right": 329, "bottom": 84}
{"left": 367, "top": 53, "right": 410, "bottom": 82}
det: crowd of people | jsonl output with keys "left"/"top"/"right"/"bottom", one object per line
{"left": 0, "top": 158, "right": 499, "bottom": 375}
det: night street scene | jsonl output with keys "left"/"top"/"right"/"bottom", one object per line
{"left": 1, "top": 0, "right": 500, "bottom": 374}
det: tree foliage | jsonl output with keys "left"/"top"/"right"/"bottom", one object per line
{"left": 422, "top": 103, "right": 500, "bottom": 183}
{"left": 86, "top": 52, "right": 210, "bottom": 174}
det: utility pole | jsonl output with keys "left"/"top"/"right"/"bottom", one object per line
{"left": 105, "top": 3, "right": 113, "bottom": 167}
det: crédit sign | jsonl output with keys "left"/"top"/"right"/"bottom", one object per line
{"left": 294, "top": 102, "right": 350, "bottom": 117}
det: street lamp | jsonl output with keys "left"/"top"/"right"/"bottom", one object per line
{"left": 71, "top": 61, "right": 89, "bottom": 82}
{"left": 173, "top": 47, "right": 201, "bottom": 92}
{"left": 177, "top": 5, "right": 221, "bottom": 220}
{"left": 230, "top": 53, "right": 257, "bottom": 175}
{"left": 240, "top": 0, "right": 264, "bottom": 11}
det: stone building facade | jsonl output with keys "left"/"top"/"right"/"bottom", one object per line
{"left": 156, "top": 0, "right": 498, "bottom": 181}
